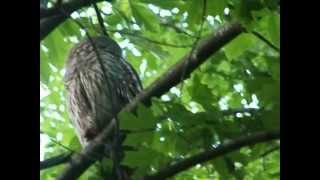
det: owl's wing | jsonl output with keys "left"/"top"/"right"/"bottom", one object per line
{"left": 116, "top": 59, "right": 143, "bottom": 104}
{"left": 64, "top": 44, "right": 115, "bottom": 146}
{"left": 64, "top": 73, "right": 100, "bottom": 146}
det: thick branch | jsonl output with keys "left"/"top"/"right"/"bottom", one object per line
{"left": 124, "top": 22, "right": 244, "bottom": 110}
{"left": 40, "top": 0, "right": 105, "bottom": 41}
{"left": 144, "top": 130, "right": 280, "bottom": 180}
{"left": 56, "top": 22, "right": 244, "bottom": 180}
{"left": 40, "top": 153, "right": 73, "bottom": 170}
{"left": 40, "top": 15, "right": 67, "bottom": 41}
{"left": 56, "top": 119, "right": 116, "bottom": 180}
{"left": 40, "top": 0, "right": 104, "bottom": 19}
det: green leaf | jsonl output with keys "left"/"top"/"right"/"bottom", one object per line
{"left": 123, "top": 131, "right": 154, "bottom": 147}
{"left": 251, "top": 9, "right": 280, "bottom": 49}
{"left": 267, "top": 14, "right": 280, "bottom": 47}
{"left": 211, "top": 158, "right": 232, "bottom": 179}
{"left": 140, "top": 0, "right": 186, "bottom": 9}
{"left": 224, "top": 33, "right": 256, "bottom": 60}
{"left": 267, "top": 56, "right": 280, "bottom": 81}
{"left": 118, "top": 111, "right": 139, "bottom": 130}
{"left": 42, "top": 28, "right": 72, "bottom": 69}
{"left": 217, "top": 61, "right": 232, "bottom": 74}
{"left": 137, "top": 103, "right": 156, "bottom": 124}
{"left": 207, "top": 0, "right": 228, "bottom": 17}
{"left": 229, "top": 93, "right": 244, "bottom": 109}
{"left": 130, "top": 2, "right": 160, "bottom": 32}
{"left": 40, "top": 50, "right": 51, "bottom": 84}
{"left": 187, "top": 0, "right": 203, "bottom": 27}
{"left": 59, "top": 20, "right": 81, "bottom": 39}
{"left": 106, "top": 13, "right": 123, "bottom": 26}
{"left": 188, "top": 74, "right": 216, "bottom": 108}
{"left": 129, "top": 37, "right": 169, "bottom": 60}
{"left": 119, "top": 104, "right": 156, "bottom": 130}
{"left": 122, "top": 146, "right": 170, "bottom": 179}
{"left": 262, "top": 107, "right": 279, "bottom": 129}
{"left": 68, "top": 136, "right": 82, "bottom": 152}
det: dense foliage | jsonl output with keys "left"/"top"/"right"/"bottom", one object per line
{"left": 40, "top": 0, "right": 280, "bottom": 179}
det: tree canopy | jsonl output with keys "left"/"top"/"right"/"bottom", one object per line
{"left": 40, "top": 0, "right": 280, "bottom": 179}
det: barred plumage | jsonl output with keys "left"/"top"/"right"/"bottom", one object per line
{"left": 64, "top": 36, "right": 142, "bottom": 147}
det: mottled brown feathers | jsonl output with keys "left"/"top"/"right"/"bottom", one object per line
{"left": 64, "top": 36, "right": 142, "bottom": 147}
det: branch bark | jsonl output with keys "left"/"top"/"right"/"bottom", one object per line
{"left": 40, "top": 15, "right": 67, "bottom": 41}
{"left": 56, "top": 22, "right": 244, "bottom": 180}
{"left": 124, "top": 22, "right": 244, "bottom": 110}
{"left": 40, "top": 153, "right": 73, "bottom": 170}
{"left": 57, "top": 119, "right": 116, "bottom": 180}
{"left": 40, "top": 0, "right": 105, "bottom": 41}
{"left": 143, "top": 130, "right": 280, "bottom": 180}
{"left": 40, "top": 0, "right": 104, "bottom": 18}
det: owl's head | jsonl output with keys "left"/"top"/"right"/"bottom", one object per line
{"left": 89, "top": 36, "right": 122, "bottom": 57}
{"left": 64, "top": 36, "right": 122, "bottom": 82}
{"left": 69, "top": 36, "right": 122, "bottom": 59}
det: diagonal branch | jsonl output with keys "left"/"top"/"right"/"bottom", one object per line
{"left": 107, "top": 29, "right": 193, "bottom": 48}
{"left": 56, "top": 22, "right": 244, "bottom": 180}
{"left": 40, "top": 15, "right": 67, "bottom": 41}
{"left": 40, "top": 0, "right": 104, "bottom": 19}
{"left": 143, "top": 130, "right": 280, "bottom": 180}
{"left": 40, "top": 153, "right": 73, "bottom": 170}
{"left": 57, "top": 119, "right": 116, "bottom": 180}
{"left": 124, "top": 22, "right": 244, "bottom": 109}
{"left": 40, "top": 0, "right": 106, "bottom": 41}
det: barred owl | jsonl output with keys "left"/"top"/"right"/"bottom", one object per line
{"left": 64, "top": 36, "right": 142, "bottom": 147}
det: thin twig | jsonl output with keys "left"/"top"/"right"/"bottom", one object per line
{"left": 107, "top": 29, "right": 193, "bottom": 48}
{"left": 40, "top": 0, "right": 103, "bottom": 19}
{"left": 103, "top": 7, "right": 196, "bottom": 38}
{"left": 41, "top": 130, "right": 75, "bottom": 153}
{"left": 252, "top": 31, "right": 279, "bottom": 52}
{"left": 92, "top": 3, "right": 108, "bottom": 37}
{"left": 160, "top": 21, "right": 196, "bottom": 38}
{"left": 48, "top": 136, "right": 75, "bottom": 153}
{"left": 261, "top": 145, "right": 280, "bottom": 157}
{"left": 179, "top": 0, "right": 207, "bottom": 94}
{"left": 110, "top": 6, "right": 132, "bottom": 29}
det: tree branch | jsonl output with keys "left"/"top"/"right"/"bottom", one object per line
{"left": 40, "top": 0, "right": 104, "bottom": 19}
{"left": 40, "top": 153, "right": 73, "bottom": 170}
{"left": 56, "top": 22, "right": 244, "bottom": 180}
{"left": 143, "top": 130, "right": 280, "bottom": 180}
{"left": 107, "top": 29, "right": 193, "bottom": 48}
{"left": 222, "top": 108, "right": 261, "bottom": 115}
{"left": 92, "top": 3, "right": 108, "bottom": 37}
{"left": 56, "top": 119, "right": 116, "bottom": 180}
{"left": 40, "top": 0, "right": 105, "bottom": 41}
{"left": 124, "top": 22, "right": 244, "bottom": 109}
{"left": 40, "top": 15, "right": 67, "bottom": 41}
